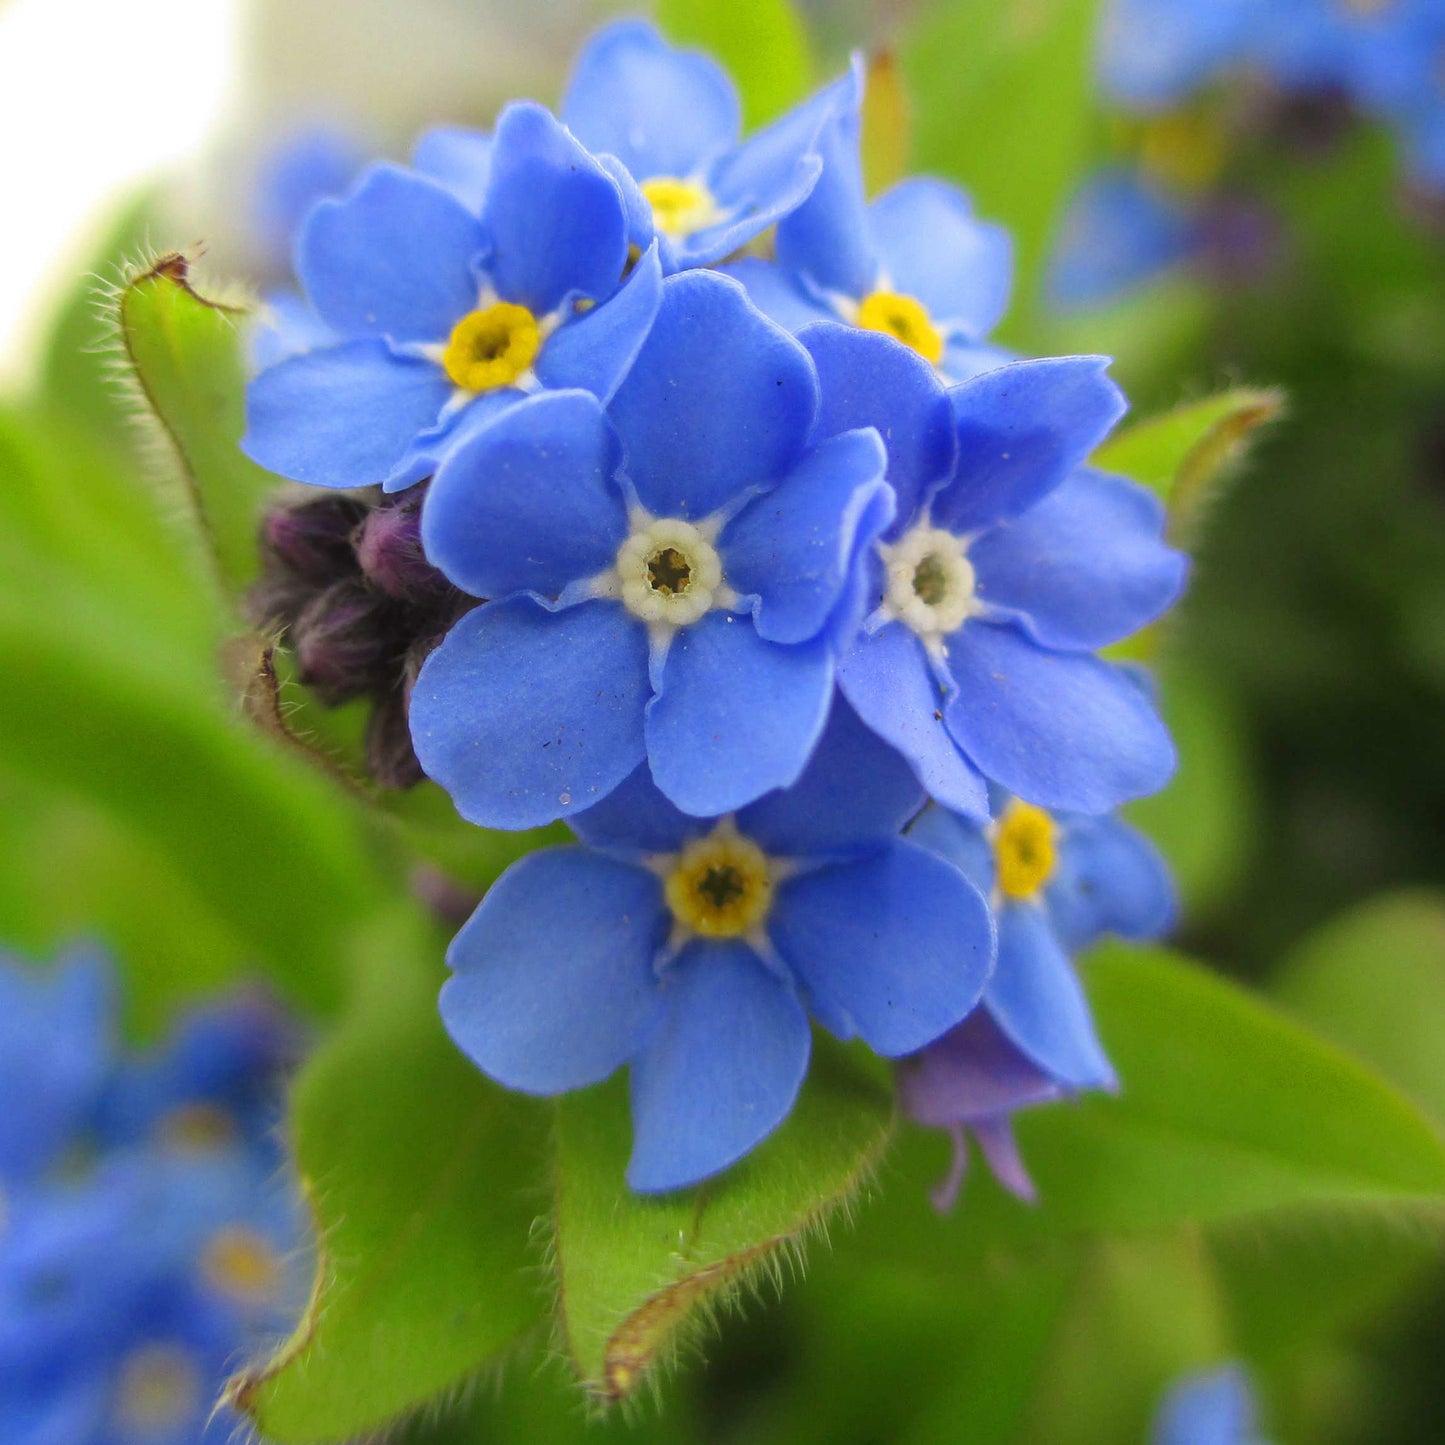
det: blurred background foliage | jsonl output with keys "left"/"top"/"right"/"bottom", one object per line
{"left": 2, "top": 0, "right": 1443, "bottom": 1440}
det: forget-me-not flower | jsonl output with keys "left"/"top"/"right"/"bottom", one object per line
{"left": 560, "top": 18, "right": 861, "bottom": 271}
{"left": 410, "top": 269, "right": 893, "bottom": 828}
{"left": 798, "top": 323, "right": 1185, "bottom": 817}
{"left": 439, "top": 698, "right": 994, "bottom": 1192}
{"left": 244, "top": 100, "right": 662, "bottom": 492}
{"left": 1151, "top": 1363, "right": 1271, "bottom": 1445}
{"left": 898, "top": 790, "right": 1174, "bottom": 1206}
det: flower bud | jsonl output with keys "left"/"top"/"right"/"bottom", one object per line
{"left": 260, "top": 495, "right": 371, "bottom": 583}
{"left": 354, "top": 493, "right": 449, "bottom": 602}
{"left": 291, "top": 579, "right": 402, "bottom": 704}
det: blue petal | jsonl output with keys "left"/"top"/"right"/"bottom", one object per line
{"left": 800, "top": 320, "right": 955, "bottom": 534}
{"left": 569, "top": 764, "right": 703, "bottom": 856}
{"left": 243, "top": 340, "right": 452, "bottom": 490}
{"left": 628, "top": 940, "right": 810, "bottom": 1192}
{"left": 906, "top": 803, "right": 995, "bottom": 899}
{"left": 411, "top": 597, "right": 649, "bottom": 829}
{"left": 441, "top": 848, "right": 664, "bottom": 1094}
{"left": 942, "top": 338, "right": 1017, "bottom": 384}
{"left": 738, "top": 694, "right": 925, "bottom": 859}
{"left": 972, "top": 467, "right": 1187, "bottom": 650}
{"left": 867, "top": 179, "right": 1013, "bottom": 336}
{"left": 986, "top": 905, "right": 1115, "bottom": 1090}
{"left": 720, "top": 257, "right": 835, "bottom": 332}
{"left": 772, "top": 94, "right": 875, "bottom": 300}
{"left": 249, "top": 290, "right": 339, "bottom": 370}
{"left": 722, "top": 427, "right": 890, "bottom": 645}
{"left": 646, "top": 613, "right": 833, "bottom": 817}
{"left": 484, "top": 101, "right": 629, "bottom": 314}
{"left": 422, "top": 390, "right": 626, "bottom": 599}
{"left": 931, "top": 357, "right": 1128, "bottom": 535}
{"left": 412, "top": 125, "right": 493, "bottom": 212}
{"left": 382, "top": 387, "right": 518, "bottom": 495}
{"left": 837, "top": 623, "right": 989, "bottom": 818}
{"left": 942, "top": 621, "right": 1176, "bottom": 814}
{"left": 535, "top": 243, "right": 663, "bottom": 404}
{"left": 1151, "top": 1365, "right": 1259, "bottom": 1445}
{"left": 772, "top": 838, "right": 994, "bottom": 1055}
{"left": 596, "top": 152, "right": 656, "bottom": 254}
{"left": 1048, "top": 814, "right": 1176, "bottom": 950}
{"left": 683, "top": 61, "right": 861, "bottom": 269}
{"left": 561, "top": 18, "right": 740, "bottom": 180}
{"left": 607, "top": 271, "right": 818, "bottom": 519}
{"left": 297, "top": 163, "right": 485, "bottom": 341}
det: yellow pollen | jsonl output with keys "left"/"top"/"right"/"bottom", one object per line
{"left": 115, "top": 1344, "right": 202, "bottom": 1431}
{"left": 441, "top": 302, "right": 541, "bottom": 391}
{"left": 993, "top": 801, "right": 1058, "bottom": 901}
{"left": 665, "top": 830, "right": 774, "bottom": 939}
{"left": 641, "top": 177, "right": 718, "bottom": 238}
{"left": 158, "top": 1104, "right": 237, "bottom": 1151}
{"left": 855, "top": 290, "right": 945, "bottom": 366}
{"left": 202, "top": 1225, "right": 285, "bottom": 1305}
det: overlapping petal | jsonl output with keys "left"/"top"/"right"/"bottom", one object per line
{"left": 411, "top": 597, "right": 650, "bottom": 828}
{"left": 441, "top": 849, "right": 665, "bottom": 1094}
{"left": 628, "top": 942, "right": 810, "bottom": 1192}
{"left": 1047, "top": 815, "right": 1177, "bottom": 950}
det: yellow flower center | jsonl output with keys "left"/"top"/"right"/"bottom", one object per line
{"left": 441, "top": 302, "right": 541, "bottom": 392}
{"left": 855, "top": 290, "right": 945, "bottom": 366}
{"left": 157, "top": 1103, "right": 237, "bottom": 1151}
{"left": 115, "top": 1345, "right": 202, "bottom": 1432}
{"left": 665, "top": 828, "right": 775, "bottom": 939}
{"left": 993, "top": 800, "right": 1058, "bottom": 901}
{"left": 202, "top": 1224, "right": 285, "bottom": 1305}
{"left": 641, "top": 177, "right": 719, "bottom": 238}
{"left": 1136, "top": 111, "right": 1226, "bottom": 194}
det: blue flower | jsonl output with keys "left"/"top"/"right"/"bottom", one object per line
{"left": 897, "top": 790, "right": 1173, "bottom": 1204}
{"left": 1151, "top": 1364, "right": 1270, "bottom": 1445}
{"left": 243, "top": 101, "right": 663, "bottom": 492}
{"left": 439, "top": 697, "right": 995, "bottom": 1192}
{"left": 801, "top": 325, "right": 1185, "bottom": 816}
{"left": 725, "top": 94, "right": 1014, "bottom": 382}
{"left": 1099, "top": 0, "right": 1254, "bottom": 111}
{"left": 410, "top": 269, "right": 893, "bottom": 828}
{"left": 0, "top": 950, "right": 307, "bottom": 1445}
{"left": 1048, "top": 168, "right": 1198, "bottom": 308}
{"left": 0, "top": 947, "right": 113, "bottom": 1189}
{"left": 560, "top": 18, "right": 860, "bottom": 272}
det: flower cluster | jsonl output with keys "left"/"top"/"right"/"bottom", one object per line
{"left": 244, "top": 20, "right": 1186, "bottom": 1192}
{"left": 0, "top": 949, "right": 305, "bottom": 1443}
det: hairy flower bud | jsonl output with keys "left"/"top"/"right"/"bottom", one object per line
{"left": 260, "top": 495, "right": 370, "bottom": 584}
{"left": 354, "top": 493, "right": 450, "bottom": 602}
{"left": 291, "top": 579, "right": 403, "bottom": 704}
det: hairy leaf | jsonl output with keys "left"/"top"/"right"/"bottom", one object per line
{"left": 552, "top": 1039, "right": 893, "bottom": 1401}
{"left": 228, "top": 909, "right": 548, "bottom": 1442}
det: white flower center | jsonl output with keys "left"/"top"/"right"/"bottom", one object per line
{"left": 614, "top": 516, "right": 725, "bottom": 626}
{"left": 880, "top": 525, "right": 977, "bottom": 640}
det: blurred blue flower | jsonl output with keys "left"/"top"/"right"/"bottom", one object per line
{"left": 726, "top": 92, "right": 1014, "bottom": 381}
{"left": 439, "top": 698, "right": 994, "bottom": 1192}
{"left": 1049, "top": 168, "right": 1197, "bottom": 308}
{"left": 410, "top": 269, "right": 893, "bottom": 828}
{"left": 560, "top": 18, "right": 860, "bottom": 271}
{"left": 898, "top": 792, "right": 1173, "bottom": 1205}
{"left": 801, "top": 327, "right": 1185, "bottom": 817}
{"left": 0, "top": 949, "right": 307, "bottom": 1445}
{"left": 244, "top": 101, "right": 663, "bottom": 492}
{"left": 1151, "top": 1363, "right": 1271, "bottom": 1445}
{"left": 249, "top": 126, "right": 366, "bottom": 275}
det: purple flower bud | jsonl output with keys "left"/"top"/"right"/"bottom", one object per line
{"left": 355, "top": 493, "right": 449, "bottom": 602}
{"left": 260, "top": 495, "right": 370, "bottom": 584}
{"left": 291, "top": 579, "right": 402, "bottom": 704}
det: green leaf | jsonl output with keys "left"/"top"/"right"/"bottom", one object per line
{"left": 657, "top": 0, "right": 813, "bottom": 129}
{"left": 1092, "top": 387, "right": 1285, "bottom": 542}
{"left": 1273, "top": 891, "right": 1445, "bottom": 1123}
{"left": 851, "top": 946, "right": 1445, "bottom": 1259}
{"left": 228, "top": 909, "right": 549, "bottom": 1442}
{"left": 552, "top": 1038, "right": 893, "bottom": 1401}
{"left": 118, "top": 254, "right": 282, "bottom": 601}
{"left": 901, "top": 0, "right": 1101, "bottom": 337}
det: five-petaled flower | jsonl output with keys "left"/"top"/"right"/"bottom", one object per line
{"left": 410, "top": 270, "right": 893, "bottom": 827}
{"left": 439, "top": 699, "right": 994, "bottom": 1192}
{"left": 243, "top": 101, "right": 662, "bottom": 493}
